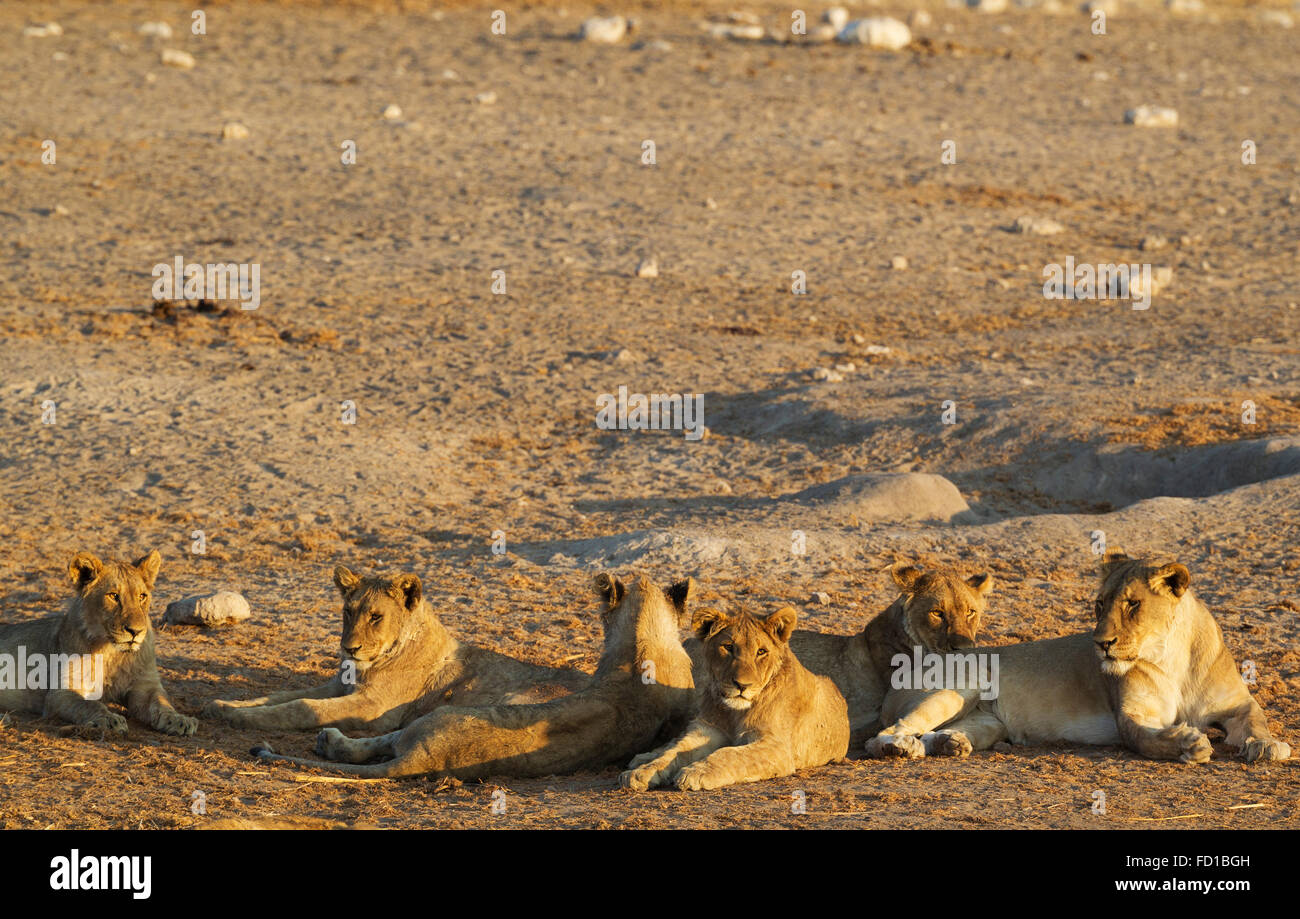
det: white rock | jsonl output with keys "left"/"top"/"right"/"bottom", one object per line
{"left": 1166, "top": 0, "right": 1203, "bottom": 13}
{"left": 1258, "top": 9, "right": 1294, "bottom": 26}
{"left": 807, "top": 23, "right": 840, "bottom": 41}
{"left": 969, "top": 0, "right": 1009, "bottom": 12}
{"left": 812, "top": 591, "right": 832, "bottom": 605}
{"left": 23, "top": 23, "right": 63, "bottom": 38}
{"left": 635, "top": 258, "right": 659, "bottom": 278}
{"left": 579, "top": 15, "right": 628, "bottom": 43}
{"left": 164, "top": 591, "right": 252, "bottom": 627}
{"left": 837, "top": 18, "right": 912, "bottom": 49}
{"left": 382, "top": 103, "right": 403, "bottom": 120}
{"left": 1012, "top": 216, "right": 1065, "bottom": 235}
{"left": 851, "top": 333, "right": 866, "bottom": 345}
{"left": 728, "top": 11, "right": 762, "bottom": 24}
{"left": 834, "top": 362, "right": 857, "bottom": 373}
{"left": 138, "top": 21, "right": 174, "bottom": 38}
{"left": 891, "top": 255, "right": 909, "bottom": 269}
{"left": 440, "top": 68, "right": 460, "bottom": 81}
{"left": 824, "top": 6, "right": 851, "bottom": 29}
{"left": 812, "top": 367, "right": 845, "bottom": 382}
{"left": 705, "top": 22, "right": 766, "bottom": 40}
{"left": 864, "top": 344, "right": 892, "bottom": 355}
{"left": 221, "top": 122, "right": 251, "bottom": 141}
{"left": 1139, "top": 234, "right": 1167, "bottom": 251}
{"left": 1125, "top": 105, "right": 1178, "bottom": 127}
{"left": 475, "top": 91, "right": 498, "bottom": 105}
{"left": 909, "top": 9, "right": 934, "bottom": 27}
{"left": 161, "top": 48, "right": 196, "bottom": 69}
{"left": 1128, "top": 266, "right": 1173, "bottom": 298}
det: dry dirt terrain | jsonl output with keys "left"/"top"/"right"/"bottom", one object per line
{"left": 0, "top": 0, "right": 1297, "bottom": 829}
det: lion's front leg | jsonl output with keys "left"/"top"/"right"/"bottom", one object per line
{"left": 206, "top": 675, "right": 346, "bottom": 711}
{"left": 922, "top": 709, "right": 1007, "bottom": 757}
{"left": 1116, "top": 674, "right": 1208, "bottom": 763}
{"left": 674, "top": 738, "right": 796, "bottom": 791}
{"left": 620, "top": 721, "right": 726, "bottom": 791}
{"left": 866, "top": 688, "right": 972, "bottom": 759}
{"left": 127, "top": 681, "right": 198, "bottom": 736}
{"left": 44, "top": 689, "right": 128, "bottom": 735}
{"left": 206, "top": 691, "right": 402, "bottom": 733}
{"left": 314, "top": 727, "right": 402, "bottom": 764}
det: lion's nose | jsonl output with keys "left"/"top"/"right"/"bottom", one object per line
{"left": 1095, "top": 638, "right": 1116, "bottom": 653}
{"left": 733, "top": 679, "right": 750, "bottom": 691}
{"left": 343, "top": 645, "right": 361, "bottom": 656}
{"left": 125, "top": 626, "right": 142, "bottom": 638}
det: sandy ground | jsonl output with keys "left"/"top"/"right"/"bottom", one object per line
{"left": 0, "top": 0, "right": 1297, "bottom": 829}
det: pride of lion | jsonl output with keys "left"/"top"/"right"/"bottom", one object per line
{"left": 0, "top": 547, "right": 1289, "bottom": 795}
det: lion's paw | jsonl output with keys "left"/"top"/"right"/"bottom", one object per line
{"left": 1243, "top": 738, "right": 1291, "bottom": 763}
{"left": 925, "top": 730, "right": 973, "bottom": 758}
{"left": 619, "top": 767, "right": 653, "bottom": 791}
{"left": 1157, "top": 724, "right": 1211, "bottom": 764}
{"left": 155, "top": 710, "right": 198, "bottom": 736}
{"left": 314, "top": 727, "right": 348, "bottom": 759}
{"left": 87, "top": 710, "right": 129, "bottom": 735}
{"left": 673, "top": 763, "right": 715, "bottom": 791}
{"left": 865, "top": 732, "right": 926, "bottom": 760}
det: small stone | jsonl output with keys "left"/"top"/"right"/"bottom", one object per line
{"left": 812, "top": 591, "right": 832, "bottom": 605}
{"left": 908, "top": 9, "right": 934, "bottom": 27}
{"left": 864, "top": 344, "right": 892, "bottom": 355}
{"left": 613, "top": 348, "right": 642, "bottom": 363}
{"left": 1125, "top": 105, "right": 1178, "bottom": 127}
{"left": 221, "top": 122, "right": 250, "bottom": 141}
{"left": 635, "top": 257, "right": 659, "bottom": 278}
{"left": 968, "top": 0, "right": 1009, "bottom": 12}
{"left": 1139, "top": 234, "right": 1167, "bottom": 251}
{"left": 834, "top": 362, "right": 857, "bottom": 373}
{"left": 164, "top": 591, "right": 252, "bottom": 627}
{"left": 23, "top": 23, "right": 64, "bottom": 38}
{"left": 161, "top": 48, "right": 196, "bottom": 69}
{"left": 824, "top": 6, "right": 851, "bottom": 29}
{"left": 440, "top": 68, "right": 460, "bottom": 81}
{"left": 705, "top": 197, "right": 718, "bottom": 209}
{"left": 637, "top": 39, "right": 674, "bottom": 51}
{"left": 579, "top": 15, "right": 627, "bottom": 43}
{"left": 851, "top": 333, "right": 866, "bottom": 345}
{"left": 382, "top": 104, "right": 403, "bottom": 120}
{"left": 1165, "top": 0, "right": 1204, "bottom": 13}
{"left": 837, "top": 17, "right": 912, "bottom": 49}
{"left": 474, "top": 91, "right": 498, "bottom": 105}
{"left": 811, "top": 367, "right": 845, "bottom": 382}
{"left": 891, "top": 255, "right": 909, "bottom": 270}
{"left": 705, "top": 22, "right": 766, "bottom": 40}
{"left": 727, "top": 11, "right": 762, "bottom": 24}
{"left": 1258, "top": 9, "right": 1294, "bottom": 26}
{"left": 138, "top": 21, "right": 174, "bottom": 38}
{"left": 806, "top": 23, "right": 840, "bottom": 42}
{"left": 53, "top": 205, "right": 69, "bottom": 217}
{"left": 1011, "top": 216, "right": 1065, "bottom": 235}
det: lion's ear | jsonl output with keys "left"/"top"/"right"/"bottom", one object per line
{"left": 1101, "top": 548, "right": 1131, "bottom": 575}
{"left": 692, "top": 607, "right": 729, "bottom": 642}
{"left": 665, "top": 577, "right": 696, "bottom": 627}
{"left": 593, "top": 572, "right": 625, "bottom": 608}
{"left": 966, "top": 572, "right": 994, "bottom": 597}
{"left": 1149, "top": 563, "right": 1190, "bottom": 599}
{"left": 394, "top": 573, "right": 422, "bottom": 611}
{"left": 891, "top": 562, "right": 924, "bottom": 591}
{"left": 68, "top": 552, "right": 103, "bottom": 591}
{"left": 133, "top": 550, "right": 162, "bottom": 588}
{"left": 764, "top": 607, "right": 798, "bottom": 644}
{"left": 333, "top": 565, "right": 361, "bottom": 595}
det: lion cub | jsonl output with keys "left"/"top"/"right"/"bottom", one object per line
{"left": 205, "top": 566, "right": 588, "bottom": 733}
{"left": 0, "top": 550, "right": 197, "bottom": 737}
{"left": 622, "top": 606, "right": 849, "bottom": 791}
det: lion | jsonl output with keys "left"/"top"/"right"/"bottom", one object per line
{"left": 866, "top": 551, "right": 1290, "bottom": 764}
{"left": 621, "top": 605, "right": 849, "bottom": 791}
{"left": 0, "top": 550, "right": 196, "bottom": 736}
{"left": 204, "top": 565, "right": 589, "bottom": 733}
{"left": 786, "top": 562, "right": 993, "bottom": 746}
{"left": 248, "top": 573, "right": 697, "bottom": 779}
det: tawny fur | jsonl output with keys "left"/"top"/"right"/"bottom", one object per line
{"left": 204, "top": 565, "right": 588, "bottom": 733}
{"left": 866, "top": 551, "right": 1290, "bottom": 765}
{"left": 622, "top": 605, "right": 849, "bottom": 791}
{"left": 249, "top": 573, "right": 697, "bottom": 779}
{"left": 0, "top": 550, "right": 196, "bottom": 737}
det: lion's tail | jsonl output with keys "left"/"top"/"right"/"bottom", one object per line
{"left": 249, "top": 743, "right": 425, "bottom": 779}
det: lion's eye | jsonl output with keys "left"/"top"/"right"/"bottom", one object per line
{"left": 929, "top": 611, "right": 942, "bottom": 622}
{"left": 139, "top": 593, "right": 148, "bottom": 602}
{"left": 369, "top": 613, "right": 383, "bottom": 624}
{"left": 106, "top": 592, "right": 119, "bottom": 603}
{"left": 1124, "top": 599, "right": 1139, "bottom": 614}
{"left": 756, "top": 647, "right": 767, "bottom": 657}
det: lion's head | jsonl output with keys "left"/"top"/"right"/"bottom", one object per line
{"left": 889, "top": 563, "right": 993, "bottom": 652}
{"left": 1092, "top": 550, "right": 1190, "bottom": 675}
{"left": 67, "top": 550, "right": 160, "bottom": 653}
{"left": 691, "top": 606, "right": 797, "bottom": 710}
{"left": 332, "top": 566, "right": 424, "bottom": 669}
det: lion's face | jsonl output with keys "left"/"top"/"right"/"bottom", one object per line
{"left": 693, "top": 607, "right": 797, "bottom": 710}
{"left": 67, "top": 550, "right": 160, "bottom": 652}
{"left": 890, "top": 564, "right": 993, "bottom": 652}
{"left": 333, "top": 566, "right": 422, "bottom": 667}
{"left": 1092, "top": 553, "right": 1189, "bottom": 675}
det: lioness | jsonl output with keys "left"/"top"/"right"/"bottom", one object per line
{"left": 866, "top": 552, "right": 1290, "bottom": 764}
{"left": 788, "top": 563, "right": 993, "bottom": 745}
{"left": 0, "top": 550, "right": 196, "bottom": 736}
{"left": 621, "top": 605, "right": 849, "bottom": 791}
{"left": 204, "top": 566, "right": 589, "bottom": 732}
{"left": 250, "top": 573, "right": 697, "bottom": 779}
